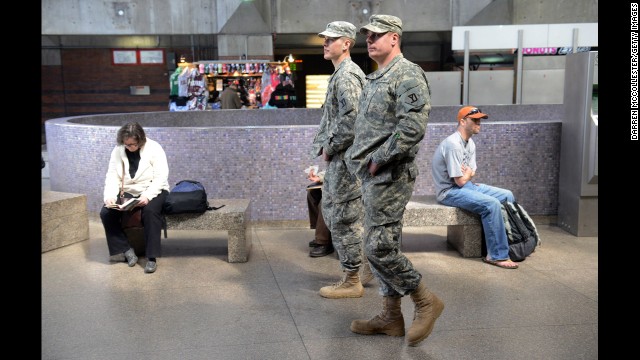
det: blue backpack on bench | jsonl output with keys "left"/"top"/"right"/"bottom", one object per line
{"left": 163, "top": 180, "right": 215, "bottom": 215}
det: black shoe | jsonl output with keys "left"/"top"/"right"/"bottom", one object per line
{"left": 309, "top": 245, "right": 334, "bottom": 257}
{"left": 309, "top": 239, "right": 321, "bottom": 247}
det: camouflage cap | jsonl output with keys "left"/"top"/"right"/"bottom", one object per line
{"left": 318, "top": 21, "right": 357, "bottom": 40}
{"left": 359, "top": 14, "right": 403, "bottom": 36}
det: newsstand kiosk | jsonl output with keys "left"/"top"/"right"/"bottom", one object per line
{"left": 558, "top": 51, "right": 598, "bottom": 236}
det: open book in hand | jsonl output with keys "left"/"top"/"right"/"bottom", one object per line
{"left": 305, "top": 165, "right": 322, "bottom": 190}
{"left": 106, "top": 198, "right": 140, "bottom": 211}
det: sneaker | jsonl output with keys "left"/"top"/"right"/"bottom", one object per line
{"left": 144, "top": 261, "right": 157, "bottom": 273}
{"left": 124, "top": 248, "right": 138, "bottom": 267}
{"left": 309, "top": 245, "right": 334, "bottom": 257}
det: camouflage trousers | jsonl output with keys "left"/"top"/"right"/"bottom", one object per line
{"left": 360, "top": 162, "right": 422, "bottom": 297}
{"left": 321, "top": 193, "right": 365, "bottom": 273}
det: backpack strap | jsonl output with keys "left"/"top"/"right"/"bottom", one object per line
{"left": 162, "top": 213, "right": 167, "bottom": 238}
{"left": 120, "top": 162, "right": 126, "bottom": 198}
{"left": 205, "top": 198, "right": 224, "bottom": 211}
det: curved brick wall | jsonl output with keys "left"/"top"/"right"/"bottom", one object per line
{"left": 45, "top": 105, "right": 563, "bottom": 222}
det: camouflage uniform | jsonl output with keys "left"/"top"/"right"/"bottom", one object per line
{"left": 345, "top": 54, "right": 431, "bottom": 296}
{"left": 311, "top": 56, "right": 366, "bottom": 272}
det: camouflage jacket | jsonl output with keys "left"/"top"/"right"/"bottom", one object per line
{"left": 346, "top": 54, "right": 431, "bottom": 179}
{"left": 311, "top": 57, "right": 365, "bottom": 202}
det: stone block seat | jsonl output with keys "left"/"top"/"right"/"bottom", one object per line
{"left": 42, "top": 191, "right": 89, "bottom": 253}
{"left": 127, "top": 198, "right": 252, "bottom": 263}
{"left": 403, "top": 195, "right": 482, "bottom": 257}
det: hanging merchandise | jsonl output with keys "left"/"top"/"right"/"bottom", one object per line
{"left": 261, "top": 65, "right": 274, "bottom": 107}
{"left": 187, "top": 68, "right": 209, "bottom": 111}
{"left": 178, "top": 66, "right": 190, "bottom": 97}
{"left": 169, "top": 64, "right": 210, "bottom": 111}
{"left": 175, "top": 60, "right": 294, "bottom": 110}
{"left": 169, "top": 67, "right": 182, "bottom": 97}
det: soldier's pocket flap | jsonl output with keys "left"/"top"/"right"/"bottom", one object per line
{"left": 408, "top": 163, "right": 419, "bottom": 180}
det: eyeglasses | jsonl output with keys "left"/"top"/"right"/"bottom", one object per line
{"left": 366, "top": 32, "right": 388, "bottom": 42}
{"left": 463, "top": 108, "right": 482, "bottom": 119}
{"left": 124, "top": 142, "right": 139, "bottom": 148}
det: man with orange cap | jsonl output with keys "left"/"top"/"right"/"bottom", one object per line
{"left": 431, "top": 106, "right": 519, "bottom": 270}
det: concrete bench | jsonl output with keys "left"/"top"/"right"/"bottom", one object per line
{"left": 42, "top": 191, "right": 89, "bottom": 253}
{"left": 127, "top": 198, "right": 252, "bottom": 263}
{"left": 403, "top": 195, "right": 482, "bottom": 258}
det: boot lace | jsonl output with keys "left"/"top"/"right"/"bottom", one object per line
{"left": 329, "top": 274, "right": 347, "bottom": 289}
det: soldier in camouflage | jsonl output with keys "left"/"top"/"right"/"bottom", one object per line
{"left": 311, "top": 21, "right": 374, "bottom": 299}
{"left": 344, "top": 14, "right": 445, "bottom": 347}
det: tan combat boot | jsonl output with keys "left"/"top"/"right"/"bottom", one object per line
{"left": 360, "top": 256, "right": 375, "bottom": 286}
{"left": 406, "top": 280, "right": 445, "bottom": 346}
{"left": 319, "top": 270, "right": 364, "bottom": 299}
{"left": 350, "top": 295, "right": 405, "bottom": 336}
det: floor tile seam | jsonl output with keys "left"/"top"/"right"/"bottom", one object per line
{"left": 42, "top": 282, "right": 230, "bottom": 297}
{"left": 440, "top": 322, "right": 599, "bottom": 333}
{"left": 533, "top": 266, "right": 599, "bottom": 271}
{"left": 533, "top": 268, "right": 599, "bottom": 282}
{"left": 258, "top": 228, "right": 307, "bottom": 349}
{"left": 551, "top": 283, "right": 599, "bottom": 305}
{"left": 101, "top": 339, "right": 312, "bottom": 355}
{"left": 411, "top": 267, "right": 597, "bottom": 303}
{"left": 525, "top": 267, "right": 598, "bottom": 300}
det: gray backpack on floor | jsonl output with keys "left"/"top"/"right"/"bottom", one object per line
{"left": 501, "top": 201, "right": 541, "bottom": 262}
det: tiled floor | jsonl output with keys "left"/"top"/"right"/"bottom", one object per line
{"left": 41, "top": 212, "right": 598, "bottom": 359}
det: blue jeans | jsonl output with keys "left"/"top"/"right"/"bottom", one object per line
{"left": 440, "top": 182, "right": 515, "bottom": 261}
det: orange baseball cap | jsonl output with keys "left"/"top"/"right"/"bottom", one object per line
{"left": 457, "top": 106, "right": 488, "bottom": 121}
